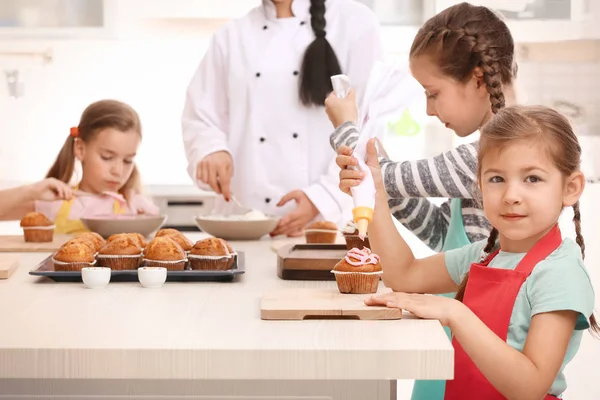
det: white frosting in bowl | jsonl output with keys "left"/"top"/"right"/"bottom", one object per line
{"left": 204, "top": 209, "right": 271, "bottom": 221}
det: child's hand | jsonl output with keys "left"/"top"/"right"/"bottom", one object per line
{"left": 324, "top": 89, "right": 358, "bottom": 128}
{"left": 336, "top": 139, "right": 385, "bottom": 196}
{"left": 365, "top": 291, "right": 464, "bottom": 327}
{"left": 30, "top": 178, "right": 73, "bottom": 202}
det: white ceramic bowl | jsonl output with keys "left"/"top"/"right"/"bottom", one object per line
{"left": 194, "top": 216, "right": 279, "bottom": 241}
{"left": 80, "top": 215, "right": 168, "bottom": 238}
{"left": 138, "top": 267, "right": 167, "bottom": 288}
{"left": 81, "top": 267, "right": 111, "bottom": 289}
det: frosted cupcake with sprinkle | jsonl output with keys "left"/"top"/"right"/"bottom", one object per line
{"left": 332, "top": 247, "right": 382, "bottom": 294}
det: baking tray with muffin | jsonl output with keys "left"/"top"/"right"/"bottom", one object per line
{"left": 30, "top": 230, "right": 245, "bottom": 283}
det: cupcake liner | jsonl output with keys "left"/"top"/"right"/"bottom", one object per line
{"left": 52, "top": 258, "right": 96, "bottom": 272}
{"left": 305, "top": 229, "right": 337, "bottom": 244}
{"left": 344, "top": 235, "right": 370, "bottom": 250}
{"left": 143, "top": 258, "right": 187, "bottom": 271}
{"left": 22, "top": 225, "right": 55, "bottom": 243}
{"left": 188, "top": 254, "right": 233, "bottom": 271}
{"left": 332, "top": 271, "right": 382, "bottom": 294}
{"left": 97, "top": 253, "right": 143, "bottom": 270}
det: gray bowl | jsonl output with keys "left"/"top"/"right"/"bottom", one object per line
{"left": 80, "top": 215, "right": 168, "bottom": 238}
{"left": 194, "top": 216, "right": 278, "bottom": 241}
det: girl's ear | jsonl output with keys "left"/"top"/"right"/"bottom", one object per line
{"left": 472, "top": 67, "right": 486, "bottom": 90}
{"left": 73, "top": 139, "right": 85, "bottom": 162}
{"left": 563, "top": 171, "right": 585, "bottom": 207}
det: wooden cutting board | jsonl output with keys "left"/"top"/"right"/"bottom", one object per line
{"left": 277, "top": 243, "right": 348, "bottom": 280}
{"left": 0, "top": 234, "right": 73, "bottom": 253}
{"left": 261, "top": 288, "right": 402, "bottom": 320}
{"left": 270, "top": 236, "right": 345, "bottom": 253}
{"left": 0, "top": 254, "right": 20, "bottom": 279}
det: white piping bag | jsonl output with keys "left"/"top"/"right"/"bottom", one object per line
{"left": 331, "top": 62, "right": 421, "bottom": 239}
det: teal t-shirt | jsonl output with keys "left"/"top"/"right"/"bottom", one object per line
{"left": 445, "top": 238, "right": 595, "bottom": 397}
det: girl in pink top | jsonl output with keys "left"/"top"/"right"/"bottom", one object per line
{"left": 35, "top": 100, "right": 158, "bottom": 234}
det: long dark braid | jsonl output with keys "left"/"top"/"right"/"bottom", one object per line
{"left": 299, "top": 0, "right": 342, "bottom": 107}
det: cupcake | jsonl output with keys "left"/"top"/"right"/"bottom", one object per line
{"left": 20, "top": 212, "right": 55, "bottom": 243}
{"left": 341, "top": 220, "right": 370, "bottom": 250}
{"left": 188, "top": 238, "right": 235, "bottom": 271}
{"left": 332, "top": 247, "right": 382, "bottom": 294}
{"left": 164, "top": 232, "right": 193, "bottom": 253}
{"left": 143, "top": 237, "right": 187, "bottom": 271}
{"left": 62, "top": 237, "right": 97, "bottom": 253}
{"left": 97, "top": 238, "right": 143, "bottom": 270}
{"left": 75, "top": 232, "right": 106, "bottom": 252}
{"left": 155, "top": 228, "right": 181, "bottom": 238}
{"left": 304, "top": 221, "right": 338, "bottom": 244}
{"left": 107, "top": 233, "right": 147, "bottom": 249}
{"left": 53, "top": 241, "right": 96, "bottom": 271}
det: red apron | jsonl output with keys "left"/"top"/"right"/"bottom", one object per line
{"left": 445, "top": 225, "right": 562, "bottom": 400}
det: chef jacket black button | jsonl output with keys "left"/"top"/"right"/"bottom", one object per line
{"left": 259, "top": 137, "right": 266, "bottom": 143}
{"left": 256, "top": 72, "right": 261, "bottom": 77}
{"left": 300, "top": 21, "right": 306, "bottom": 25}
{"left": 293, "top": 133, "right": 299, "bottom": 138}
{"left": 293, "top": 70, "right": 299, "bottom": 76}
{"left": 265, "top": 198, "right": 271, "bottom": 204}
{"left": 263, "top": 25, "right": 268, "bottom": 30}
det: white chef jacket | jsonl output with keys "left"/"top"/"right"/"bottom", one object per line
{"left": 182, "top": 0, "right": 382, "bottom": 226}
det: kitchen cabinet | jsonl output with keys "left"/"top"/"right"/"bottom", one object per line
{"left": 0, "top": 0, "right": 118, "bottom": 39}
{"left": 434, "top": 0, "right": 600, "bottom": 42}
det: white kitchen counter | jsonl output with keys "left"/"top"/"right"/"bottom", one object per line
{"left": 0, "top": 233, "right": 453, "bottom": 399}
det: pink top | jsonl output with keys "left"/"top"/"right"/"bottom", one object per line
{"left": 35, "top": 192, "right": 159, "bottom": 221}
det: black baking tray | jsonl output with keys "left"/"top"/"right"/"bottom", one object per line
{"left": 29, "top": 252, "right": 245, "bottom": 283}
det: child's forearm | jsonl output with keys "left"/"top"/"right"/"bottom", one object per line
{"left": 369, "top": 191, "right": 417, "bottom": 290}
{"left": 450, "top": 304, "right": 572, "bottom": 400}
{"left": 0, "top": 186, "right": 36, "bottom": 220}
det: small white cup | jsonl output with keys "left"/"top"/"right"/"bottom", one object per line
{"left": 81, "top": 267, "right": 111, "bottom": 289}
{"left": 138, "top": 267, "right": 167, "bottom": 288}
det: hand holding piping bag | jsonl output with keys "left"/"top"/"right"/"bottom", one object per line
{"left": 330, "top": 62, "right": 420, "bottom": 239}
{"left": 330, "top": 74, "right": 375, "bottom": 240}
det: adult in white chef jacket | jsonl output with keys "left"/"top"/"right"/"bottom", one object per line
{"left": 182, "top": 0, "right": 382, "bottom": 236}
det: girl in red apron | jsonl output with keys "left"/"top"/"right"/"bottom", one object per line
{"left": 10, "top": 100, "right": 159, "bottom": 230}
{"left": 365, "top": 105, "right": 597, "bottom": 399}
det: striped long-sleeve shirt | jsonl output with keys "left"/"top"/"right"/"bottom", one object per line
{"left": 330, "top": 121, "right": 492, "bottom": 251}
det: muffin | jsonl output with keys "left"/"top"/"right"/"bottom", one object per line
{"left": 62, "top": 237, "right": 97, "bottom": 253}
{"left": 304, "top": 221, "right": 338, "bottom": 244}
{"left": 341, "top": 220, "right": 370, "bottom": 250}
{"left": 107, "top": 233, "right": 147, "bottom": 249}
{"left": 53, "top": 241, "right": 96, "bottom": 271}
{"left": 143, "top": 237, "right": 187, "bottom": 271}
{"left": 97, "top": 238, "right": 143, "bottom": 270}
{"left": 75, "top": 232, "right": 106, "bottom": 252}
{"left": 332, "top": 247, "right": 382, "bottom": 294}
{"left": 20, "top": 212, "right": 54, "bottom": 243}
{"left": 188, "top": 238, "right": 235, "bottom": 271}
{"left": 155, "top": 229, "right": 181, "bottom": 238}
{"left": 164, "top": 232, "right": 193, "bottom": 252}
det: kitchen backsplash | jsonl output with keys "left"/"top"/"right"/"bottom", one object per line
{"left": 0, "top": 35, "right": 598, "bottom": 185}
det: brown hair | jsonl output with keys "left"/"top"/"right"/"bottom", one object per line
{"left": 455, "top": 105, "right": 598, "bottom": 334}
{"left": 46, "top": 99, "right": 143, "bottom": 200}
{"left": 410, "top": 2, "right": 516, "bottom": 114}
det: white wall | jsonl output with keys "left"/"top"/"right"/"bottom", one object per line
{"left": 0, "top": 25, "right": 598, "bottom": 186}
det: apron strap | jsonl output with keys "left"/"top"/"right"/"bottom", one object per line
{"left": 515, "top": 224, "right": 562, "bottom": 275}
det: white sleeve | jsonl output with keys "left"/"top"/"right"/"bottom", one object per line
{"left": 304, "top": 15, "right": 384, "bottom": 224}
{"left": 181, "top": 34, "right": 231, "bottom": 190}
{"left": 344, "top": 15, "right": 384, "bottom": 107}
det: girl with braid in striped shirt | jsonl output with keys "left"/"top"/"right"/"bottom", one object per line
{"left": 325, "top": 3, "right": 518, "bottom": 399}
